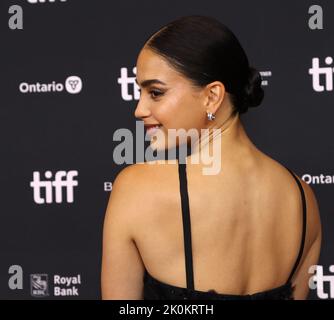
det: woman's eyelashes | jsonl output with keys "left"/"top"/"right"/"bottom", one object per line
{"left": 138, "top": 88, "right": 164, "bottom": 99}
{"left": 150, "top": 90, "right": 164, "bottom": 98}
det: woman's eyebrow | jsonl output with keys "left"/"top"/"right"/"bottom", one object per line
{"left": 135, "top": 78, "right": 167, "bottom": 88}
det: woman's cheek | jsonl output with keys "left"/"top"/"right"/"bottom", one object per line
{"left": 154, "top": 103, "right": 175, "bottom": 126}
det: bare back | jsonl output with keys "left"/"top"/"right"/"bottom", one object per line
{"left": 131, "top": 151, "right": 309, "bottom": 295}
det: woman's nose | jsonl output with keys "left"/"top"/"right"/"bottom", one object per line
{"left": 134, "top": 99, "right": 151, "bottom": 120}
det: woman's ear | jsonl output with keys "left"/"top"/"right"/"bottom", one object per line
{"left": 205, "top": 81, "right": 225, "bottom": 114}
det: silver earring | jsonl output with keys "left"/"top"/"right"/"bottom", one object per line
{"left": 207, "top": 111, "right": 215, "bottom": 121}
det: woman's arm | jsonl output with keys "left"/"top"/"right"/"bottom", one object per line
{"left": 101, "top": 165, "right": 146, "bottom": 300}
{"left": 290, "top": 177, "right": 322, "bottom": 300}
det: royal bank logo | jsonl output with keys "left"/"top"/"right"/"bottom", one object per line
{"left": 30, "top": 274, "right": 49, "bottom": 297}
{"left": 309, "top": 57, "right": 334, "bottom": 92}
{"left": 54, "top": 275, "right": 81, "bottom": 296}
{"left": 19, "top": 75, "right": 82, "bottom": 94}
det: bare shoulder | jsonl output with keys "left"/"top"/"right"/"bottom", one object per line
{"left": 259, "top": 153, "right": 322, "bottom": 249}
{"left": 112, "top": 159, "right": 178, "bottom": 192}
{"left": 258, "top": 152, "right": 322, "bottom": 298}
{"left": 108, "top": 159, "right": 178, "bottom": 231}
{"left": 287, "top": 168, "right": 322, "bottom": 247}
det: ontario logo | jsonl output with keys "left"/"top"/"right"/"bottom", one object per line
{"left": 19, "top": 75, "right": 83, "bottom": 94}
{"left": 30, "top": 274, "right": 49, "bottom": 297}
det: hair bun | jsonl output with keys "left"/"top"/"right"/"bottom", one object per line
{"left": 242, "top": 66, "right": 264, "bottom": 110}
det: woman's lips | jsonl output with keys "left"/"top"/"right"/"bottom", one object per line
{"left": 145, "top": 124, "right": 162, "bottom": 136}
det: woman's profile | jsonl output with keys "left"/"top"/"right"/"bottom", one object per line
{"left": 101, "top": 15, "right": 322, "bottom": 300}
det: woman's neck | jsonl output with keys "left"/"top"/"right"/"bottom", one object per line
{"left": 184, "top": 112, "right": 255, "bottom": 175}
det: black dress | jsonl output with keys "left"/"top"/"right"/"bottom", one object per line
{"left": 143, "top": 158, "right": 306, "bottom": 300}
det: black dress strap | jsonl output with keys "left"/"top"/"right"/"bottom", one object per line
{"left": 176, "top": 159, "right": 306, "bottom": 290}
{"left": 284, "top": 166, "right": 307, "bottom": 284}
{"left": 177, "top": 158, "right": 195, "bottom": 290}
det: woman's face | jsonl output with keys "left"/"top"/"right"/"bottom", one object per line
{"left": 134, "top": 48, "right": 209, "bottom": 152}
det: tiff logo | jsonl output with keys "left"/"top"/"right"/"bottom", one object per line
{"left": 309, "top": 265, "right": 334, "bottom": 299}
{"left": 30, "top": 170, "right": 78, "bottom": 204}
{"left": 118, "top": 67, "right": 139, "bottom": 101}
{"left": 309, "top": 57, "right": 334, "bottom": 92}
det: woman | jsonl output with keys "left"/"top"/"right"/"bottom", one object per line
{"left": 101, "top": 15, "right": 322, "bottom": 300}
